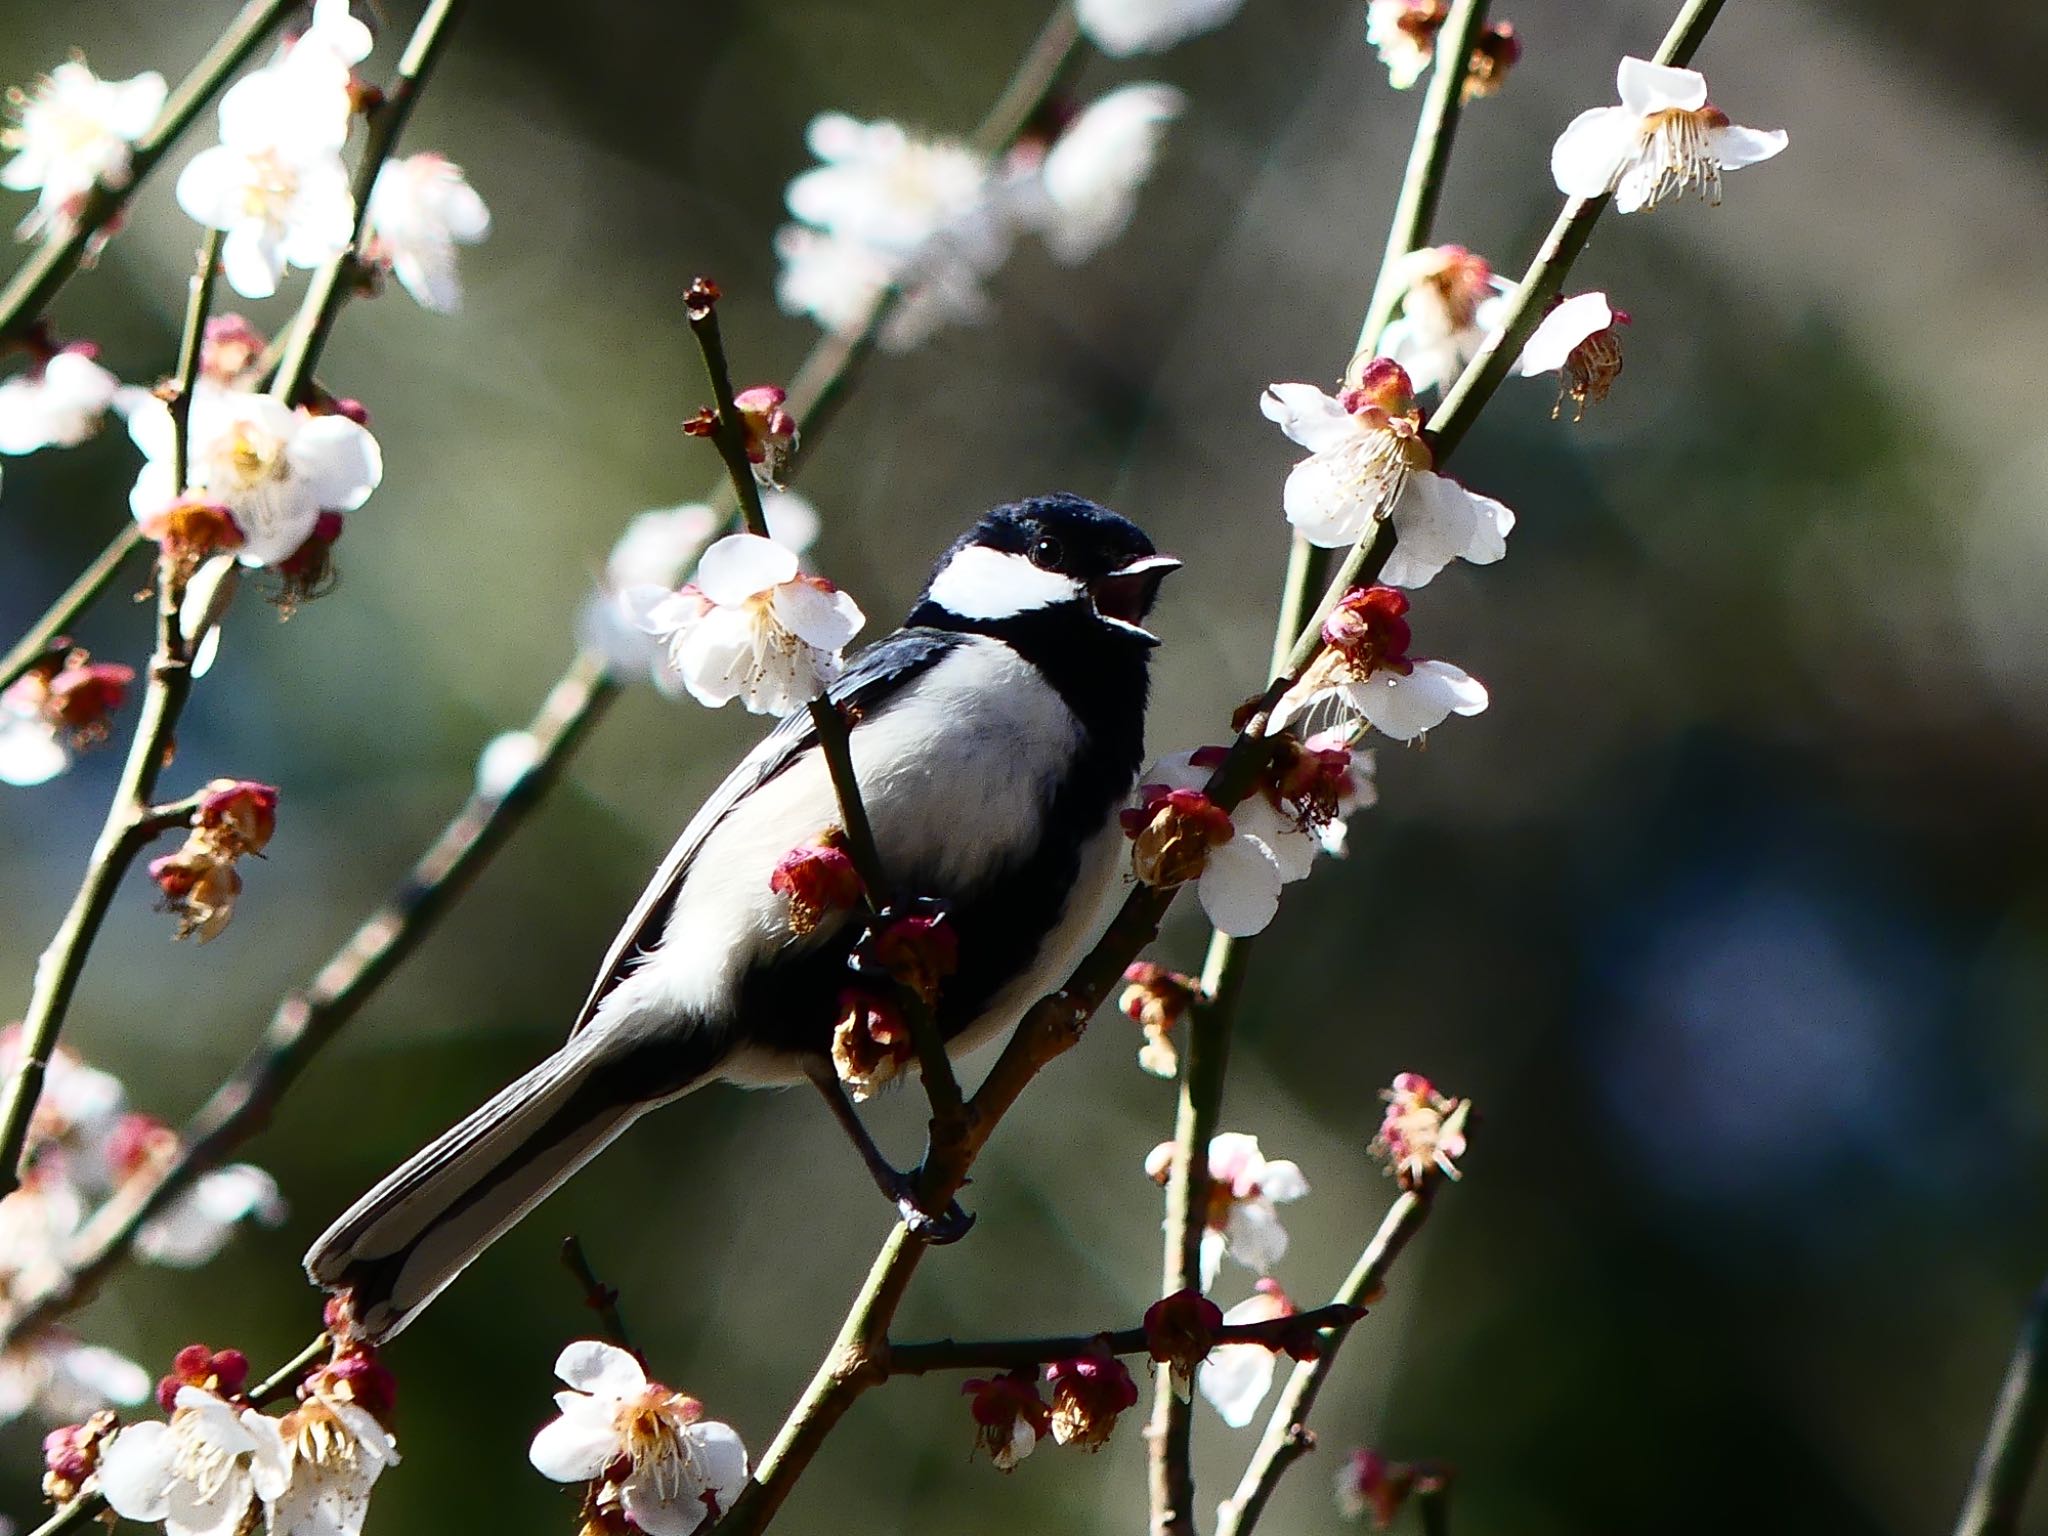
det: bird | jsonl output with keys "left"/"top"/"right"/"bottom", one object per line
{"left": 305, "top": 493, "right": 1179, "bottom": 1341}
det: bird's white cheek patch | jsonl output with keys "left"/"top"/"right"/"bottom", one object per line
{"left": 926, "top": 545, "right": 1083, "bottom": 621}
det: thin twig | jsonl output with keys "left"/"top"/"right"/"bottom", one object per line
{"left": 967, "top": 2, "right": 1084, "bottom": 158}
{"left": 0, "top": 228, "right": 231, "bottom": 1195}
{"left": 1956, "top": 1270, "right": 2048, "bottom": 1536}
{"left": 0, "top": 528, "right": 148, "bottom": 694}
{"left": 269, "top": 0, "right": 466, "bottom": 406}
{"left": 561, "top": 1235, "right": 640, "bottom": 1359}
{"left": 0, "top": 0, "right": 296, "bottom": 344}
{"left": 682, "top": 279, "right": 773, "bottom": 539}
{"left": 1214, "top": 1182, "right": 1446, "bottom": 1536}
{"left": 0, "top": 0, "right": 468, "bottom": 1208}
{"left": 1146, "top": 941, "right": 1249, "bottom": 1535}
{"left": 888, "top": 1303, "right": 1362, "bottom": 1377}
{"left": 1351, "top": 0, "right": 1495, "bottom": 376}
{"left": 170, "top": 231, "right": 226, "bottom": 496}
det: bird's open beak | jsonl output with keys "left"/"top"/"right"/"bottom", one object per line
{"left": 1091, "top": 554, "right": 1182, "bottom": 641}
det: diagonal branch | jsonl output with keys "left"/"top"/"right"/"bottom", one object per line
{"left": 888, "top": 1303, "right": 1363, "bottom": 1377}
{"left": 1955, "top": 1269, "right": 2048, "bottom": 1536}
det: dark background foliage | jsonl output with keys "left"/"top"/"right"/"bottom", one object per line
{"left": 4, "top": 0, "right": 2047, "bottom": 1531}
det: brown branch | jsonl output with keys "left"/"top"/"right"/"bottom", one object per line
{"left": 561, "top": 1235, "right": 640, "bottom": 1360}
{"left": 887, "top": 1303, "right": 1363, "bottom": 1378}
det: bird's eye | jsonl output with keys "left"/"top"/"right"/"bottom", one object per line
{"left": 1029, "top": 535, "right": 1064, "bottom": 570}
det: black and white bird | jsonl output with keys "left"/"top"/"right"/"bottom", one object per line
{"left": 305, "top": 494, "right": 1178, "bottom": 1340}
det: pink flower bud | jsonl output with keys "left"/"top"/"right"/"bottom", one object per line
{"left": 1119, "top": 962, "right": 1199, "bottom": 1078}
{"left": 41, "top": 1412, "right": 116, "bottom": 1505}
{"left": 1370, "top": 1072, "right": 1468, "bottom": 1189}
{"left": 1321, "top": 586, "right": 1414, "bottom": 677}
{"left": 732, "top": 384, "right": 799, "bottom": 487}
{"left": 44, "top": 658, "right": 133, "bottom": 743}
{"left": 200, "top": 314, "right": 267, "bottom": 385}
{"left": 314, "top": 1347, "right": 398, "bottom": 1423}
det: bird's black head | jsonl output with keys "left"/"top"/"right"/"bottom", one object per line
{"left": 909, "top": 494, "right": 1180, "bottom": 646}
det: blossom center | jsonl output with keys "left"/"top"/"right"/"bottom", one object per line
{"left": 211, "top": 423, "right": 289, "bottom": 490}
{"left": 1636, "top": 107, "right": 1723, "bottom": 209}
{"left": 239, "top": 149, "right": 302, "bottom": 222}
{"left": 168, "top": 1414, "right": 241, "bottom": 1503}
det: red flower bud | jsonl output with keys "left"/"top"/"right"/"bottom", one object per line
{"left": 197, "top": 778, "right": 279, "bottom": 857}
{"left": 769, "top": 841, "right": 863, "bottom": 936}
{"left": 1043, "top": 1343, "right": 1139, "bottom": 1450}
{"left": 961, "top": 1368, "right": 1050, "bottom": 1471}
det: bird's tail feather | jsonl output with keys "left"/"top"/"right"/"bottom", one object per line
{"left": 304, "top": 1033, "right": 664, "bottom": 1342}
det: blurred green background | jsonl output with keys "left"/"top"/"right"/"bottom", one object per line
{"left": 5, "top": 0, "right": 2047, "bottom": 1531}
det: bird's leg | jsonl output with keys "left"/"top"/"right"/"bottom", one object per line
{"left": 803, "top": 1057, "right": 975, "bottom": 1244}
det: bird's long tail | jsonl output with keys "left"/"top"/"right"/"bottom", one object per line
{"left": 304, "top": 1031, "right": 680, "bottom": 1342}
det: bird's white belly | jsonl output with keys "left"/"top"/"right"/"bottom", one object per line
{"left": 605, "top": 637, "right": 1089, "bottom": 1041}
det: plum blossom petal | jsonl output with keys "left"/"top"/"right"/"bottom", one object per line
{"left": 556, "top": 1340, "right": 649, "bottom": 1399}
{"left": 1195, "top": 834, "right": 1284, "bottom": 938}
{"left": 529, "top": 1398, "right": 622, "bottom": 1482}
{"left": 365, "top": 153, "right": 491, "bottom": 312}
{"left": 1075, "top": 0, "right": 1246, "bottom": 56}
{"left": 1031, "top": 83, "right": 1183, "bottom": 264}
{"left": 1342, "top": 657, "right": 1489, "bottom": 741}
{"left": 696, "top": 534, "right": 798, "bottom": 606}
{"left": 0, "top": 349, "right": 133, "bottom": 454}
{"left": 1197, "top": 1287, "right": 1292, "bottom": 1429}
{"left": 1380, "top": 472, "right": 1514, "bottom": 588}
{"left": 134, "top": 1163, "right": 286, "bottom": 1266}
{"left": 1516, "top": 291, "right": 1614, "bottom": 376}
{"left": 1259, "top": 383, "right": 1359, "bottom": 454}
{"left": 1617, "top": 56, "right": 1708, "bottom": 114}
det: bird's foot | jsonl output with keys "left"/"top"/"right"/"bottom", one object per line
{"left": 889, "top": 1168, "right": 975, "bottom": 1245}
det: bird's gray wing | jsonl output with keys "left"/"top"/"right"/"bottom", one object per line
{"left": 567, "top": 629, "right": 964, "bottom": 1035}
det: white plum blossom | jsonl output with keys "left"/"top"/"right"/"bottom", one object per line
{"left": 1197, "top": 1281, "right": 1294, "bottom": 1428}
{"left": 1378, "top": 245, "right": 1513, "bottom": 395}
{"left": 1132, "top": 737, "right": 1370, "bottom": 934}
{"left": 364, "top": 153, "right": 490, "bottom": 312}
{"left": 1261, "top": 372, "right": 1513, "bottom": 588}
{"left": 1029, "top": 83, "right": 1183, "bottom": 264}
{"left": 1076, "top": 0, "right": 1246, "bottom": 56}
{"left": 127, "top": 388, "right": 382, "bottom": 566}
{"left": 100, "top": 1386, "right": 267, "bottom": 1536}
{"left": 174, "top": 57, "right": 356, "bottom": 299}
{"left": 635, "top": 533, "right": 863, "bottom": 716}
{"left": 134, "top": 1164, "right": 287, "bottom": 1267}
{"left": 1, "top": 59, "right": 166, "bottom": 240}
{"left": 530, "top": 1341, "right": 749, "bottom": 1536}
{"left": 1125, "top": 764, "right": 1284, "bottom": 938}
{"left": 1550, "top": 57, "right": 1787, "bottom": 214}
{"left": 1148, "top": 1132, "right": 1308, "bottom": 1286}
{"left": 0, "top": 347, "right": 146, "bottom": 454}
{"left": 240, "top": 1371, "right": 400, "bottom": 1536}
{"left": 776, "top": 113, "right": 1008, "bottom": 351}
{"left": 0, "top": 1333, "right": 151, "bottom": 1427}
{"left": 1272, "top": 586, "right": 1488, "bottom": 742}
{"left": 588, "top": 492, "right": 821, "bottom": 680}
{"left": 786, "top": 114, "right": 1004, "bottom": 263}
